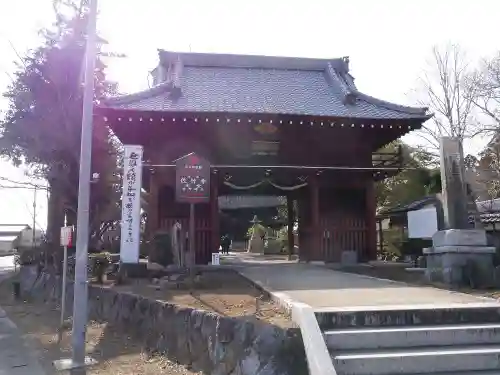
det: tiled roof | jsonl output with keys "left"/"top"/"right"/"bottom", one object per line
{"left": 0, "top": 235, "right": 19, "bottom": 243}
{"left": 469, "top": 213, "right": 500, "bottom": 224}
{"left": 0, "top": 224, "right": 29, "bottom": 235}
{"left": 380, "top": 195, "right": 500, "bottom": 225}
{"left": 101, "top": 50, "right": 430, "bottom": 121}
{"left": 378, "top": 196, "right": 438, "bottom": 216}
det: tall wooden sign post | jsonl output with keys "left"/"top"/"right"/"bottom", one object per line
{"left": 175, "top": 153, "right": 211, "bottom": 278}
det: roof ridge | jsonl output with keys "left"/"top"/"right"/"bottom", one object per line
{"left": 158, "top": 49, "right": 347, "bottom": 72}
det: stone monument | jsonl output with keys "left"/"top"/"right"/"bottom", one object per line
{"left": 424, "top": 137, "right": 495, "bottom": 286}
{"left": 247, "top": 215, "right": 266, "bottom": 254}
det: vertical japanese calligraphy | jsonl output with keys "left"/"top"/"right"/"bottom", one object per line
{"left": 120, "top": 145, "right": 143, "bottom": 263}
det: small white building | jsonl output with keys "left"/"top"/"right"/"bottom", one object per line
{"left": 0, "top": 224, "right": 44, "bottom": 254}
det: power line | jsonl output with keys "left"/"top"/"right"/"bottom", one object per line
{"left": 0, "top": 183, "right": 46, "bottom": 234}
{"left": 0, "top": 176, "right": 48, "bottom": 189}
{"left": 0, "top": 184, "right": 49, "bottom": 191}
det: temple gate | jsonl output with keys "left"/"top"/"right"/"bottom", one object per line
{"left": 100, "top": 50, "right": 430, "bottom": 264}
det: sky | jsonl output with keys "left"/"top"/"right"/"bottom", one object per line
{"left": 0, "top": 0, "right": 499, "bottom": 230}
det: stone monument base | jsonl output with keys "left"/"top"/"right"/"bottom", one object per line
{"left": 424, "top": 229, "right": 495, "bottom": 287}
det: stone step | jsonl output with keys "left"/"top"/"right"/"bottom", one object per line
{"left": 316, "top": 303, "right": 500, "bottom": 330}
{"left": 332, "top": 345, "right": 500, "bottom": 375}
{"left": 324, "top": 323, "right": 500, "bottom": 350}
{"left": 374, "top": 372, "right": 500, "bottom": 375}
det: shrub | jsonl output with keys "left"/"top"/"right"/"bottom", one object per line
{"left": 400, "top": 238, "right": 432, "bottom": 259}
{"left": 150, "top": 232, "right": 174, "bottom": 266}
{"left": 91, "top": 252, "right": 111, "bottom": 284}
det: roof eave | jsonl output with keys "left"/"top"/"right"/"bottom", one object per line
{"left": 100, "top": 81, "right": 174, "bottom": 108}
{"left": 355, "top": 91, "right": 431, "bottom": 118}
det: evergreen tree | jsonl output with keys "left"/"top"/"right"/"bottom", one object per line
{"left": 376, "top": 142, "right": 441, "bottom": 211}
{"left": 0, "top": 0, "right": 119, "bottom": 251}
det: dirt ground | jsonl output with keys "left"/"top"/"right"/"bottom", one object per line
{"left": 0, "top": 280, "right": 201, "bottom": 375}
{"left": 104, "top": 270, "right": 292, "bottom": 328}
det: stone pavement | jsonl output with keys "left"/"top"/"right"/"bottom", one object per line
{"left": 236, "top": 261, "right": 497, "bottom": 309}
{"left": 0, "top": 256, "right": 46, "bottom": 375}
{"left": 0, "top": 306, "right": 46, "bottom": 375}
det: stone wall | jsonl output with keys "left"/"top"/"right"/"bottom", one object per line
{"left": 19, "top": 266, "right": 306, "bottom": 375}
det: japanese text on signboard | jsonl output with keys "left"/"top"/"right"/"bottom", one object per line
{"left": 175, "top": 153, "right": 210, "bottom": 203}
{"left": 120, "top": 145, "right": 143, "bottom": 263}
{"left": 125, "top": 151, "right": 139, "bottom": 243}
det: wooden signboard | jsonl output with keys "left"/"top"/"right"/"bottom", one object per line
{"left": 175, "top": 152, "right": 211, "bottom": 203}
{"left": 174, "top": 152, "right": 211, "bottom": 272}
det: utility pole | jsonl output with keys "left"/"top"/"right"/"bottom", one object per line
{"left": 32, "top": 186, "right": 37, "bottom": 249}
{"left": 66, "top": 0, "right": 98, "bottom": 373}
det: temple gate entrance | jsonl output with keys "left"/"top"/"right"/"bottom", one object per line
{"left": 103, "top": 50, "right": 430, "bottom": 265}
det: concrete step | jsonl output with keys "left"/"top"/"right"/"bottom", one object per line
{"left": 373, "top": 372, "right": 500, "bottom": 375}
{"left": 325, "top": 323, "right": 500, "bottom": 350}
{"left": 332, "top": 345, "right": 500, "bottom": 375}
{"left": 316, "top": 303, "right": 500, "bottom": 330}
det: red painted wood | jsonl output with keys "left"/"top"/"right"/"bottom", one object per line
{"left": 365, "top": 181, "right": 377, "bottom": 261}
{"left": 210, "top": 174, "right": 220, "bottom": 256}
{"left": 147, "top": 173, "right": 159, "bottom": 238}
{"left": 318, "top": 216, "right": 366, "bottom": 262}
{"left": 157, "top": 184, "right": 212, "bottom": 264}
{"left": 159, "top": 217, "right": 211, "bottom": 264}
{"left": 310, "top": 174, "right": 321, "bottom": 261}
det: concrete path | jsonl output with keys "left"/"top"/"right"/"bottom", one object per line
{"left": 237, "top": 262, "right": 498, "bottom": 309}
{"left": 0, "top": 307, "right": 46, "bottom": 375}
{"left": 0, "top": 255, "right": 46, "bottom": 375}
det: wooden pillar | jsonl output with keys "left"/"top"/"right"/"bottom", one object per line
{"left": 310, "top": 173, "right": 320, "bottom": 261}
{"left": 366, "top": 180, "right": 377, "bottom": 261}
{"left": 286, "top": 195, "right": 295, "bottom": 260}
{"left": 210, "top": 172, "right": 220, "bottom": 258}
{"left": 146, "top": 172, "right": 159, "bottom": 239}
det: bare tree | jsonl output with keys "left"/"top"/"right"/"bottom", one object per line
{"left": 467, "top": 53, "right": 500, "bottom": 131}
{"left": 416, "top": 44, "right": 478, "bottom": 151}
{"left": 461, "top": 53, "right": 500, "bottom": 200}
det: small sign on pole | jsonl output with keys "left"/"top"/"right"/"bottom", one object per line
{"left": 60, "top": 226, "right": 73, "bottom": 247}
{"left": 58, "top": 225, "right": 73, "bottom": 345}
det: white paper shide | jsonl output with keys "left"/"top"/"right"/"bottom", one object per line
{"left": 120, "top": 145, "right": 143, "bottom": 263}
